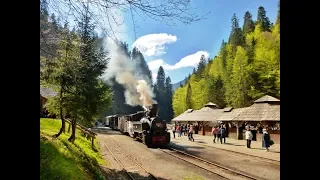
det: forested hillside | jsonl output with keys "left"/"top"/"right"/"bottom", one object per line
{"left": 172, "top": 4, "right": 280, "bottom": 117}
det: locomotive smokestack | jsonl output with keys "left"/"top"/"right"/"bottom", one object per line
{"left": 149, "top": 103, "right": 159, "bottom": 118}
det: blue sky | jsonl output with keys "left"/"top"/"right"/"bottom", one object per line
{"left": 48, "top": 0, "right": 278, "bottom": 84}
{"left": 121, "top": 0, "right": 278, "bottom": 84}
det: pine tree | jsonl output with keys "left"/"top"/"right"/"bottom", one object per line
{"left": 257, "top": 6, "right": 271, "bottom": 31}
{"left": 40, "top": 0, "right": 49, "bottom": 21}
{"left": 276, "top": 0, "right": 280, "bottom": 25}
{"left": 186, "top": 83, "right": 192, "bottom": 109}
{"left": 131, "top": 47, "right": 153, "bottom": 85}
{"left": 243, "top": 11, "right": 255, "bottom": 35}
{"left": 154, "top": 66, "right": 166, "bottom": 120}
{"left": 42, "top": 28, "right": 83, "bottom": 138}
{"left": 196, "top": 54, "right": 207, "bottom": 79}
{"left": 165, "top": 77, "right": 174, "bottom": 121}
{"left": 229, "top": 13, "right": 244, "bottom": 53}
{"left": 67, "top": 8, "right": 112, "bottom": 142}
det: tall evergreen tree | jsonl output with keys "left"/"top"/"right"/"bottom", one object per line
{"left": 196, "top": 54, "right": 207, "bottom": 79}
{"left": 257, "top": 6, "right": 271, "bottom": 31}
{"left": 276, "top": 0, "right": 280, "bottom": 25}
{"left": 229, "top": 13, "right": 244, "bottom": 53}
{"left": 131, "top": 47, "right": 153, "bottom": 85}
{"left": 186, "top": 83, "right": 193, "bottom": 109}
{"left": 243, "top": 11, "right": 255, "bottom": 35}
{"left": 165, "top": 77, "right": 174, "bottom": 121}
{"left": 66, "top": 7, "right": 112, "bottom": 142}
{"left": 154, "top": 66, "right": 166, "bottom": 120}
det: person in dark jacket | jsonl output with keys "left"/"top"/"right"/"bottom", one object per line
{"left": 217, "top": 126, "right": 221, "bottom": 143}
{"left": 220, "top": 125, "right": 227, "bottom": 144}
{"left": 262, "top": 128, "right": 271, "bottom": 151}
{"left": 251, "top": 127, "right": 257, "bottom": 141}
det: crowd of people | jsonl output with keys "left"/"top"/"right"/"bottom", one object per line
{"left": 171, "top": 123, "right": 195, "bottom": 141}
{"left": 170, "top": 123, "right": 273, "bottom": 151}
{"left": 211, "top": 125, "right": 227, "bottom": 144}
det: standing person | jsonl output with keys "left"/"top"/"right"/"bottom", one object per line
{"left": 186, "top": 124, "right": 189, "bottom": 137}
{"left": 185, "top": 124, "right": 189, "bottom": 136}
{"left": 181, "top": 124, "right": 184, "bottom": 137}
{"left": 188, "top": 125, "right": 194, "bottom": 141}
{"left": 217, "top": 126, "right": 221, "bottom": 143}
{"left": 212, "top": 126, "right": 218, "bottom": 143}
{"left": 262, "top": 128, "right": 271, "bottom": 151}
{"left": 245, "top": 128, "right": 253, "bottom": 148}
{"left": 251, "top": 126, "right": 257, "bottom": 141}
{"left": 172, "top": 124, "right": 176, "bottom": 138}
{"left": 177, "top": 124, "right": 181, "bottom": 137}
{"left": 220, "top": 125, "right": 227, "bottom": 144}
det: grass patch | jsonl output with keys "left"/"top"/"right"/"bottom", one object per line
{"left": 40, "top": 118, "right": 109, "bottom": 180}
{"left": 183, "top": 175, "right": 205, "bottom": 180}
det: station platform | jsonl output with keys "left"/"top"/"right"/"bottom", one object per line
{"left": 169, "top": 131, "right": 280, "bottom": 161}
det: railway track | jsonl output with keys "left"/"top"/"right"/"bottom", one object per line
{"left": 178, "top": 138, "right": 280, "bottom": 165}
{"left": 158, "top": 147, "right": 269, "bottom": 180}
{"left": 103, "top": 137, "right": 158, "bottom": 180}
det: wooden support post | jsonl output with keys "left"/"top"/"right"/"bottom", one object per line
{"left": 202, "top": 121, "right": 208, "bottom": 136}
{"left": 236, "top": 121, "right": 240, "bottom": 140}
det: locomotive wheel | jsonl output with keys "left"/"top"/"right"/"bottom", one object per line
{"left": 142, "top": 134, "right": 152, "bottom": 147}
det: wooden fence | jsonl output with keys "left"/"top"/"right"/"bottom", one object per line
{"left": 65, "top": 119, "right": 97, "bottom": 149}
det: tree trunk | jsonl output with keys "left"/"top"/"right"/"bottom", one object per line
{"left": 68, "top": 122, "right": 71, "bottom": 133}
{"left": 68, "top": 118, "right": 76, "bottom": 143}
{"left": 54, "top": 88, "right": 65, "bottom": 138}
{"left": 91, "top": 137, "right": 95, "bottom": 149}
{"left": 54, "top": 117, "right": 65, "bottom": 138}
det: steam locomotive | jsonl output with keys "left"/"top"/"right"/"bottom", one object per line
{"left": 106, "top": 103, "right": 170, "bottom": 147}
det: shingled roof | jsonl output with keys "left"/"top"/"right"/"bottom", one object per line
{"left": 40, "top": 86, "right": 57, "bottom": 98}
{"left": 172, "top": 106, "right": 224, "bottom": 122}
{"left": 218, "top": 95, "right": 280, "bottom": 122}
{"left": 233, "top": 103, "right": 280, "bottom": 121}
{"left": 254, "top": 95, "right": 280, "bottom": 103}
{"left": 218, "top": 107, "right": 249, "bottom": 121}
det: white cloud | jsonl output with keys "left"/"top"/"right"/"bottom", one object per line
{"left": 147, "top": 51, "right": 209, "bottom": 73}
{"left": 132, "top": 33, "right": 177, "bottom": 57}
{"left": 152, "top": 73, "right": 157, "bottom": 83}
{"left": 147, "top": 59, "right": 166, "bottom": 71}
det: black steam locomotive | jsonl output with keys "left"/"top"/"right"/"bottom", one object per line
{"left": 106, "top": 104, "right": 170, "bottom": 147}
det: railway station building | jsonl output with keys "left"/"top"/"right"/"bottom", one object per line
{"left": 172, "top": 95, "right": 280, "bottom": 143}
{"left": 172, "top": 102, "right": 224, "bottom": 135}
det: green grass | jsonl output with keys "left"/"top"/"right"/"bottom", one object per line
{"left": 183, "top": 176, "right": 205, "bottom": 180}
{"left": 40, "top": 118, "right": 108, "bottom": 180}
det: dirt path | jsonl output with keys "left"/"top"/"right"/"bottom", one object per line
{"left": 96, "top": 130, "right": 225, "bottom": 180}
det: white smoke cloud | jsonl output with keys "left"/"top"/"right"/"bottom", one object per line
{"left": 132, "top": 33, "right": 177, "bottom": 57}
{"left": 100, "top": 4, "right": 156, "bottom": 107}
{"left": 103, "top": 39, "right": 156, "bottom": 107}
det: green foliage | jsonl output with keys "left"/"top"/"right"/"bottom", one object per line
{"left": 186, "top": 83, "right": 193, "bottom": 109}
{"left": 40, "top": 9, "right": 112, "bottom": 140}
{"left": 40, "top": 118, "right": 107, "bottom": 180}
{"left": 172, "top": 4, "right": 280, "bottom": 115}
{"left": 154, "top": 66, "right": 175, "bottom": 121}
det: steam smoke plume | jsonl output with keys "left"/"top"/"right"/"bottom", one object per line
{"left": 103, "top": 38, "right": 156, "bottom": 107}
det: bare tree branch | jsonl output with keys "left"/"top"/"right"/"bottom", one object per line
{"left": 45, "top": 0, "right": 209, "bottom": 40}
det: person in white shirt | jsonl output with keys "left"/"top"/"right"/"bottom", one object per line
{"left": 245, "top": 128, "right": 253, "bottom": 148}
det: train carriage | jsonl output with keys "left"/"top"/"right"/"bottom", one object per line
{"left": 105, "top": 115, "right": 111, "bottom": 127}
{"left": 106, "top": 104, "right": 170, "bottom": 147}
